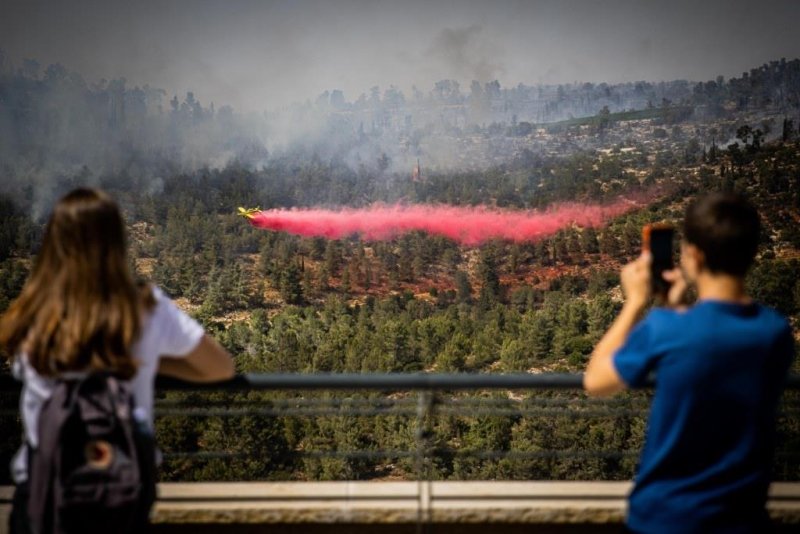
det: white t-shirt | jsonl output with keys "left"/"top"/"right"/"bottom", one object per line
{"left": 11, "top": 286, "right": 205, "bottom": 483}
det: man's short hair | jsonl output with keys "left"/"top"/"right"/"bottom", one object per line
{"left": 683, "top": 192, "right": 760, "bottom": 277}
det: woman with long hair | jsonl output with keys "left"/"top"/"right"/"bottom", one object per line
{"left": 0, "top": 188, "right": 235, "bottom": 532}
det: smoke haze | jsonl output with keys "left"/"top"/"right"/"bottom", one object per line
{"left": 2, "top": 0, "right": 798, "bottom": 113}
{"left": 427, "top": 25, "right": 505, "bottom": 84}
{"left": 1, "top": 0, "right": 798, "bottom": 216}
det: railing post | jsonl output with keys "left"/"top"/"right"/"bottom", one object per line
{"left": 415, "top": 390, "right": 436, "bottom": 534}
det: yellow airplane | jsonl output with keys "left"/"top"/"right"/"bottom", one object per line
{"left": 237, "top": 206, "right": 261, "bottom": 219}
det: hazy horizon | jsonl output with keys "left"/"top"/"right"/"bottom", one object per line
{"left": 2, "top": 0, "right": 799, "bottom": 113}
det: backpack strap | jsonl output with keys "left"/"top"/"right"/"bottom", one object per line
{"left": 27, "top": 380, "right": 74, "bottom": 534}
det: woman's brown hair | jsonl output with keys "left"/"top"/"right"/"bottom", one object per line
{"left": 0, "top": 188, "right": 154, "bottom": 378}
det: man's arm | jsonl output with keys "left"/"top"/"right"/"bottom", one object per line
{"left": 584, "top": 300, "right": 645, "bottom": 396}
{"left": 583, "top": 254, "right": 650, "bottom": 397}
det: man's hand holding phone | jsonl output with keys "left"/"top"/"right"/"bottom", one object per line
{"left": 621, "top": 252, "right": 652, "bottom": 310}
{"left": 620, "top": 223, "right": 687, "bottom": 309}
{"left": 621, "top": 256, "right": 688, "bottom": 310}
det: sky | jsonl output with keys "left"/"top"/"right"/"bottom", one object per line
{"left": 1, "top": 0, "right": 799, "bottom": 113}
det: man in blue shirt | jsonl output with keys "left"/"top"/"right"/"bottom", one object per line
{"left": 584, "top": 193, "right": 795, "bottom": 533}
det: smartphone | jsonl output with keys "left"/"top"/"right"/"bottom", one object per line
{"left": 642, "top": 224, "right": 674, "bottom": 298}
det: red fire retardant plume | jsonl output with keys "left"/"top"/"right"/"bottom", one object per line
{"left": 247, "top": 199, "right": 642, "bottom": 246}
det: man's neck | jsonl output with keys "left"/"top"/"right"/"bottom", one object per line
{"left": 695, "top": 272, "right": 749, "bottom": 303}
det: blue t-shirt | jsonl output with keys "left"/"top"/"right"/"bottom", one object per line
{"left": 613, "top": 300, "right": 795, "bottom": 534}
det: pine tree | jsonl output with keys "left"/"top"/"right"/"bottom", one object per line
{"left": 455, "top": 270, "right": 472, "bottom": 304}
{"left": 324, "top": 240, "right": 341, "bottom": 277}
{"left": 340, "top": 266, "right": 351, "bottom": 295}
{"left": 477, "top": 247, "right": 501, "bottom": 307}
{"left": 580, "top": 227, "right": 600, "bottom": 254}
{"left": 279, "top": 263, "right": 304, "bottom": 304}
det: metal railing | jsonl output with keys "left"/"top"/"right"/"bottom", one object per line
{"left": 139, "top": 373, "right": 800, "bottom": 482}
{"left": 2, "top": 372, "right": 799, "bottom": 479}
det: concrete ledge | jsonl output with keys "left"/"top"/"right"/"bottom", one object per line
{"left": 153, "top": 481, "right": 800, "bottom": 524}
{"left": 2, "top": 481, "right": 799, "bottom": 527}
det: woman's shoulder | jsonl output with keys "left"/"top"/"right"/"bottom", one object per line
{"left": 136, "top": 284, "right": 205, "bottom": 352}
{"left": 140, "top": 284, "right": 180, "bottom": 323}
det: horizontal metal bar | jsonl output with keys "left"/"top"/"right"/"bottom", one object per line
{"left": 1, "top": 372, "right": 799, "bottom": 392}
{"left": 154, "top": 373, "right": 589, "bottom": 391}
{"left": 152, "top": 396, "right": 654, "bottom": 408}
{"left": 152, "top": 407, "right": 651, "bottom": 418}
{"left": 140, "top": 372, "right": 800, "bottom": 391}
{"left": 155, "top": 407, "right": 421, "bottom": 418}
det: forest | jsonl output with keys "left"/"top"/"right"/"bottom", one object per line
{"left": 1, "top": 56, "right": 800, "bottom": 484}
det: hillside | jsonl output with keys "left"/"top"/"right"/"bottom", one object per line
{"left": 1, "top": 62, "right": 800, "bottom": 484}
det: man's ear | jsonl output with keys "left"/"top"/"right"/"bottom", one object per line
{"left": 683, "top": 243, "right": 705, "bottom": 275}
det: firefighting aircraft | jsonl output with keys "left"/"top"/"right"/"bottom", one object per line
{"left": 237, "top": 207, "right": 260, "bottom": 219}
